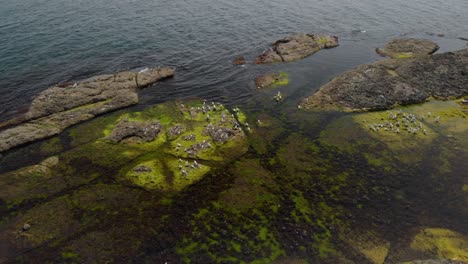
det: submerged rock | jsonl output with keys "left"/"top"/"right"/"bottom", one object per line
{"left": 376, "top": 38, "right": 439, "bottom": 59}
{"left": 233, "top": 56, "right": 246, "bottom": 65}
{"left": 410, "top": 228, "right": 468, "bottom": 262}
{"left": 401, "top": 260, "right": 466, "bottom": 264}
{"left": 256, "top": 34, "right": 339, "bottom": 64}
{"left": 299, "top": 48, "right": 468, "bottom": 111}
{"left": 0, "top": 67, "right": 175, "bottom": 153}
{"left": 255, "top": 72, "right": 289, "bottom": 89}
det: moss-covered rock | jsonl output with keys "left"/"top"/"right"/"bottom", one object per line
{"left": 319, "top": 100, "right": 467, "bottom": 166}
{"left": 410, "top": 228, "right": 468, "bottom": 262}
{"left": 255, "top": 72, "right": 289, "bottom": 89}
{"left": 345, "top": 231, "right": 390, "bottom": 264}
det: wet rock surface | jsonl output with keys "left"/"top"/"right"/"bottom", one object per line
{"left": 106, "top": 119, "right": 161, "bottom": 143}
{"left": 233, "top": 56, "right": 246, "bottom": 65}
{"left": 167, "top": 124, "right": 185, "bottom": 139}
{"left": 255, "top": 72, "right": 289, "bottom": 89}
{"left": 0, "top": 67, "right": 174, "bottom": 153}
{"left": 256, "top": 34, "right": 339, "bottom": 64}
{"left": 376, "top": 38, "right": 439, "bottom": 59}
{"left": 300, "top": 48, "right": 468, "bottom": 111}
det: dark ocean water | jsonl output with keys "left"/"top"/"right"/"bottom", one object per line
{"left": 1, "top": 0, "right": 467, "bottom": 119}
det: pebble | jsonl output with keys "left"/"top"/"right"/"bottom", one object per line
{"left": 23, "top": 223, "right": 31, "bottom": 231}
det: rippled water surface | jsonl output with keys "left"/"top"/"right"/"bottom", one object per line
{"left": 1, "top": 0, "right": 468, "bottom": 117}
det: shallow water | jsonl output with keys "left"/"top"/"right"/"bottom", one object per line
{"left": 0, "top": 0, "right": 467, "bottom": 263}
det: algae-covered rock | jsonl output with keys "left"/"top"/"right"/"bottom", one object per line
{"left": 77, "top": 99, "right": 249, "bottom": 192}
{"left": 299, "top": 48, "right": 468, "bottom": 111}
{"left": 177, "top": 206, "right": 285, "bottom": 263}
{"left": 376, "top": 38, "right": 440, "bottom": 59}
{"left": 345, "top": 231, "right": 390, "bottom": 264}
{"left": 0, "top": 67, "right": 175, "bottom": 153}
{"left": 0, "top": 183, "right": 148, "bottom": 262}
{"left": 256, "top": 34, "right": 339, "bottom": 64}
{"left": 0, "top": 156, "right": 68, "bottom": 209}
{"left": 316, "top": 99, "right": 467, "bottom": 168}
{"left": 400, "top": 259, "right": 467, "bottom": 264}
{"left": 255, "top": 72, "right": 289, "bottom": 89}
{"left": 410, "top": 228, "right": 468, "bottom": 262}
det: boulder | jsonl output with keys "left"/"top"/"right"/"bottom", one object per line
{"left": 256, "top": 34, "right": 339, "bottom": 64}
{"left": 105, "top": 119, "right": 162, "bottom": 143}
{"left": 0, "top": 67, "right": 175, "bottom": 153}
{"left": 376, "top": 38, "right": 439, "bottom": 59}
{"left": 299, "top": 48, "right": 468, "bottom": 111}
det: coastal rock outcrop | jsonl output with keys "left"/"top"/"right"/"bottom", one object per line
{"left": 376, "top": 38, "right": 440, "bottom": 59}
{"left": 299, "top": 48, "right": 468, "bottom": 111}
{"left": 0, "top": 67, "right": 175, "bottom": 153}
{"left": 256, "top": 34, "right": 339, "bottom": 64}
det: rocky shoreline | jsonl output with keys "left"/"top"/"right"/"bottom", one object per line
{"left": 0, "top": 67, "right": 174, "bottom": 153}
{"left": 300, "top": 48, "right": 468, "bottom": 111}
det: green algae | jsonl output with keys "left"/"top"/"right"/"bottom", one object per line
{"left": 177, "top": 207, "right": 285, "bottom": 264}
{"left": 271, "top": 72, "right": 289, "bottom": 88}
{"left": 61, "top": 251, "right": 80, "bottom": 260}
{"left": 344, "top": 230, "right": 390, "bottom": 264}
{"left": 122, "top": 156, "right": 211, "bottom": 192}
{"left": 248, "top": 113, "right": 285, "bottom": 155}
{"left": 39, "top": 137, "right": 63, "bottom": 155}
{"left": 62, "top": 99, "right": 249, "bottom": 192}
{"left": 394, "top": 52, "right": 414, "bottom": 59}
{"left": 218, "top": 159, "right": 279, "bottom": 212}
{"left": 0, "top": 156, "right": 100, "bottom": 210}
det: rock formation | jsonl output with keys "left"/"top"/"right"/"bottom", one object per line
{"left": 299, "top": 48, "right": 468, "bottom": 111}
{"left": 376, "top": 38, "right": 439, "bottom": 59}
{"left": 256, "top": 34, "right": 339, "bottom": 64}
{"left": 0, "top": 67, "right": 175, "bottom": 153}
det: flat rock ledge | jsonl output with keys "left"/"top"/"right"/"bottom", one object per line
{"left": 299, "top": 48, "right": 468, "bottom": 111}
{"left": 0, "top": 67, "right": 175, "bottom": 153}
{"left": 376, "top": 38, "right": 439, "bottom": 59}
{"left": 256, "top": 33, "right": 339, "bottom": 64}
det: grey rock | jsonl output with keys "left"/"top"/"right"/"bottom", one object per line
{"left": 132, "top": 165, "right": 153, "bottom": 173}
{"left": 256, "top": 33, "right": 339, "bottom": 64}
{"left": 0, "top": 67, "right": 174, "bottom": 153}
{"left": 106, "top": 119, "right": 161, "bottom": 143}
{"left": 205, "top": 124, "right": 238, "bottom": 144}
{"left": 167, "top": 124, "right": 185, "bottom": 140}
{"left": 300, "top": 48, "right": 468, "bottom": 111}
{"left": 376, "top": 38, "right": 439, "bottom": 59}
